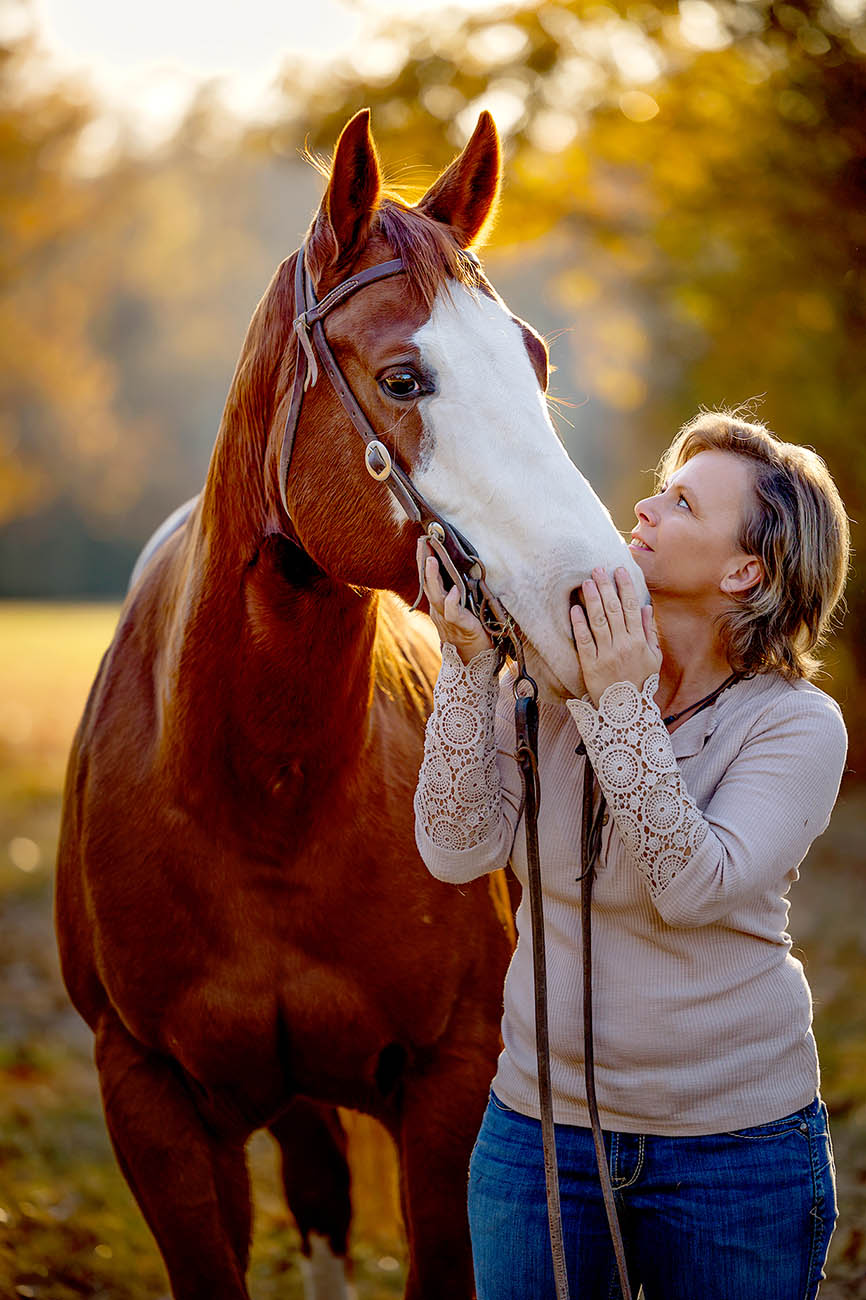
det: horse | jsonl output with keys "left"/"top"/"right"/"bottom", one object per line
{"left": 55, "top": 109, "right": 645, "bottom": 1300}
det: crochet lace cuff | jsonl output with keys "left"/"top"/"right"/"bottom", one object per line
{"left": 567, "top": 675, "right": 709, "bottom": 894}
{"left": 414, "top": 642, "right": 503, "bottom": 851}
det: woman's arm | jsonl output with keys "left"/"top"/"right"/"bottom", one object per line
{"left": 414, "top": 642, "right": 522, "bottom": 883}
{"left": 568, "top": 676, "right": 847, "bottom": 927}
{"left": 413, "top": 541, "right": 523, "bottom": 883}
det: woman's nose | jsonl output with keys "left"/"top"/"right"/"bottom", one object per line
{"left": 634, "top": 497, "right": 655, "bottom": 524}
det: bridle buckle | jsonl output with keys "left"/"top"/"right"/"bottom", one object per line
{"left": 365, "top": 440, "right": 393, "bottom": 481}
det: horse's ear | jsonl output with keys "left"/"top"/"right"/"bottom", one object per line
{"left": 310, "top": 109, "right": 381, "bottom": 270}
{"left": 416, "top": 112, "right": 501, "bottom": 247}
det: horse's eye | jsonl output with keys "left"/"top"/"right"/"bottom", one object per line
{"left": 381, "top": 370, "right": 422, "bottom": 400}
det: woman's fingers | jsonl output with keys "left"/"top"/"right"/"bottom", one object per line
{"left": 423, "top": 553, "right": 447, "bottom": 613}
{"left": 581, "top": 577, "right": 613, "bottom": 645}
{"left": 425, "top": 553, "right": 476, "bottom": 632}
{"left": 421, "top": 543, "right": 492, "bottom": 661}
{"left": 642, "top": 603, "right": 660, "bottom": 654}
{"left": 443, "top": 582, "right": 473, "bottom": 628}
{"left": 592, "top": 568, "right": 627, "bottom": 636}
{"left": 570, "top": 604, "right": 598, "bottom": 659}
{"left": 615, "top": 567, "right": 644, "bottom": 637}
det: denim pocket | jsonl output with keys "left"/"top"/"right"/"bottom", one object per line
{"left": 488, "top": 1089, "right": 516, "bottom": 1115}
{"left": 725, "top": 1107, "right": 809, "bottom": 1140}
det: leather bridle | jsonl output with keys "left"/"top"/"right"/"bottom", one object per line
{"left": 278, "top": 244, "right": 513, "bottom": 640}
{"left": 278, "top": 240, "right": 633, "bottom": 1300}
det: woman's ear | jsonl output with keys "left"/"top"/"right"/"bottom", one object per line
{"left": 721, "top": 556, "right": 763, "bottom": 597}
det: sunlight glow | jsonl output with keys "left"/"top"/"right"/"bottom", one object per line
{"left": 350, "top": 36, "right": 410, "bottom": 83}
{"left": 608, "top": 24, "right": 664, "bottom": 82}
{"left": 829, "top": 0, "right": 866, "bottom": 21}
{"left": 456, "top": 81, "right": 528, "bottom": 140}
{"left": 619, "top": 89, "right": 660, "bottom": 121}
{"left": 466, "top": 22, "right": 531, "bottom": 69}
{"left": 677, "top": 0, "right": 732, "bottom": 51}
{"left": 9, "top": 837, "right": 41, "bottom": 873}
{"left": 32, "top": 0, "right": 509, "bottom": 140}
{"left": 541, "top": 56, "right": 606, "bottom": 111}
{"left": 528, "top": 109, "right": 580, "bottom": 153}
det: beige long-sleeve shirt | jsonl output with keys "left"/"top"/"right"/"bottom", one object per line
{"left": 414, "top": 643, "right": 847, "bottom": 1136}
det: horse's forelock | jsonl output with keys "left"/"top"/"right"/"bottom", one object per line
{"left": 302, "top": 168, "right": 479, "bottom": 310}
{"left": 375, "top": 200, "right": 478, "bottom": 308}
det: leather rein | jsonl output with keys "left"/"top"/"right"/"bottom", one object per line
{"left": 278, "top": 243, "right": 632, "bottom": 1300}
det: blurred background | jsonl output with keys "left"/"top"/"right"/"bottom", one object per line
{"left": 1, "top": 0, "right": 864, "bottom": 1294}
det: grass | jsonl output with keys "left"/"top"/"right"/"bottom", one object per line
{"left": 0, "top": 603, "right": 864, "bottom": 1298}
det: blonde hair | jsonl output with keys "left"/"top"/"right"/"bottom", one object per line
{"left": 657, "top": 410, "right": 850, "bottom": 681}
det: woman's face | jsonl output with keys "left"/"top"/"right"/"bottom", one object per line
{"left": 630, "top": 448, "right": 760, "bottom": 602}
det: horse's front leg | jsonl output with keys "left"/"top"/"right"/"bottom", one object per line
{"left": 396, "top": 1042, "right": 493, "bottom": 1300}
{"left": 95, "top": 1013, "right": 252, "bottom": 1300}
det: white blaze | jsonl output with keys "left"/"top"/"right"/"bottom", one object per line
{"left": 412, "top": 284, "right": 647, "bottom": 698}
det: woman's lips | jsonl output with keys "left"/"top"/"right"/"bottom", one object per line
{"left": 629, "top": 536, "right": 653, "bottom": 552}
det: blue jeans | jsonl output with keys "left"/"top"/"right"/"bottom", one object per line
{"left": 468, "top": 1092, "right": 837, "bottom": 1300}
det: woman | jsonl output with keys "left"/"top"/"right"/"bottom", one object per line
{"left": 413, "top": 410, "right": 849, "bottom": 1300}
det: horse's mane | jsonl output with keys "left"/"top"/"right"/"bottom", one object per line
{"left": 374, "top": 197, "right": 479, "bottom": 307}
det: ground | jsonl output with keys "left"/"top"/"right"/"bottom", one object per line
{"left": 0, "top": 604, "right": 863, "bottom": 1298}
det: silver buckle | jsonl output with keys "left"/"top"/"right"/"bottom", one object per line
{"left": 364, "top": 440, "right": 393, "bottom": 481}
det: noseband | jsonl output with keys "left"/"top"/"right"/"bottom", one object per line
{"left": 276, "top": 240, "right": 632, "bottom": 1300}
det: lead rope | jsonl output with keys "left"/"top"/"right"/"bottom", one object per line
{"left": 514, "top": 666, "right": 570, "bottom": 1300}
{"left": 580, "top": 766, "right": 633, "bottom": 1299}
{"left": 514, "top": 654, "right": 633, "bottom": 1300}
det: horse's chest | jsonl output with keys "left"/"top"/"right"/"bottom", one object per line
{"left": 144, "top": 948, "right": 402, "bottom": 1121}
{"left": 91, "top": 837, "right": 411, "bottom": 1094}
{"left": 75, "top": 677, "right": 458, "bottom": 1112}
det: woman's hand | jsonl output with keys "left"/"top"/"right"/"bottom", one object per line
{"left": 570, "top": 566, "right": 661, "bottom": 707}
{"left": 418, "top": 537, "right": 493, "bottom": 665}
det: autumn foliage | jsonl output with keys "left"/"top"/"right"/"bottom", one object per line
{"left": 1, "top": 0, "right": 864, "bottom": 761}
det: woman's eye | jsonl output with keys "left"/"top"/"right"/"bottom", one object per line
{"left": 381, "top": 370, "right": 422, "bottom": 399}
{"left": 676, "top": 493, "right": 691, "bottom": 510}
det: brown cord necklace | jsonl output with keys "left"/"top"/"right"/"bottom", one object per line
{"left": 662, "top": 671, "right": 742, "bottom": 727}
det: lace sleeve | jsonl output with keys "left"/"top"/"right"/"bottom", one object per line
{"left": 414, "top": 641, "right": 503, "bottom": 852}
{"left": 566, "top": 674, "right": 709, "bottom": 896}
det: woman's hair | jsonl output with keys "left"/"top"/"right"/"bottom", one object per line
{"left": 657, "top": 409, "right": 850, "bottom": 681}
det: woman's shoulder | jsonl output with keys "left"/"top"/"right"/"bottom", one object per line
{"left": 731, "top": 670, "right": 847, "bottom": 746}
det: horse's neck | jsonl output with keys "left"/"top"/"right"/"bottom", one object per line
{"left": 242, "top": 535, "right": 380, "bottom": 758}
{"left": 160, "top": 529, "right": 380, "bottom": 782}
{"left": 155, "top": 282, "right": 383, "bottom": 785}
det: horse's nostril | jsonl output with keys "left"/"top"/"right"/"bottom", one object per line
{"left": 569, "top": 587, "right": 587, "bottom": 614}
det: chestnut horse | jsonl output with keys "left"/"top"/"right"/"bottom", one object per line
{"left": 56, "top": 111, "right": 644, "bottom": 1300}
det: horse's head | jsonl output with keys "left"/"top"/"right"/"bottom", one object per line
{"left": 265, "top": 109, "right": 646, "bottom": 697}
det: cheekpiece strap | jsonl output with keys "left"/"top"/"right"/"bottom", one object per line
{"left": 276, "top": 246, "right": 490, "bottom": 611}
{"left": 278, "top": 251, "right": 406, "bottom": 516}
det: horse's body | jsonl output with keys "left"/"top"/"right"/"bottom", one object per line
{"left": 56, "top": 111, "right": 644, "bottom": 1299}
